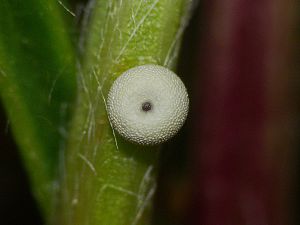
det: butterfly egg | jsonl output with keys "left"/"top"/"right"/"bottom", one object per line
{"left": 107, "top": 64, "right": 189, "bottom": 145}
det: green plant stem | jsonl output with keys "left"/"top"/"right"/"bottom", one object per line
{"left": 0, "top": 0, "right": 76, "bottom": 218}
{"left": 61, "top": 0, "right": 194, "bottom": 224}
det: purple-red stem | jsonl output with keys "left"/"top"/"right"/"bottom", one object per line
{"left": 188, "top": 0, "right": 297, "bottom": 224}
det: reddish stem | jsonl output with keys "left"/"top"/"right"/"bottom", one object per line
{"left": 188, "top": 0, "right": 296, "bottom": 224}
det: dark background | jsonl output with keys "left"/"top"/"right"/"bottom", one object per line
{"left": 0, "top": 104, "right": 43, "bottom": 225}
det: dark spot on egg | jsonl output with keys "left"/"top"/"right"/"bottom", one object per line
{"left": 141, "top": 102, "right": 152, "bottom": 112}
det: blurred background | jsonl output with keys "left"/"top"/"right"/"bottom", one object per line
{"left": 0, "top": 0, "right": 299, "bottom": 224}
{"left": 0, "top": 105, "right": 43, "bottom": 224}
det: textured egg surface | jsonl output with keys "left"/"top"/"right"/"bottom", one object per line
{"left": 107, "top": 64, "right": 189, "bottom": 145}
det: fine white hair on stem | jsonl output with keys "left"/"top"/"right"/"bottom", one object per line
{"left": 107, "top": 64, "right": 189, "bottom": 145}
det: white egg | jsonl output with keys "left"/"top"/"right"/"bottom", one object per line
{"left": 107, "top": 64, "right": 189, "bottom": 145}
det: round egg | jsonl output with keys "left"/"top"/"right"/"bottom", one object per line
{"left": 107, "top": 64, "right": 189, "bottom": 145}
